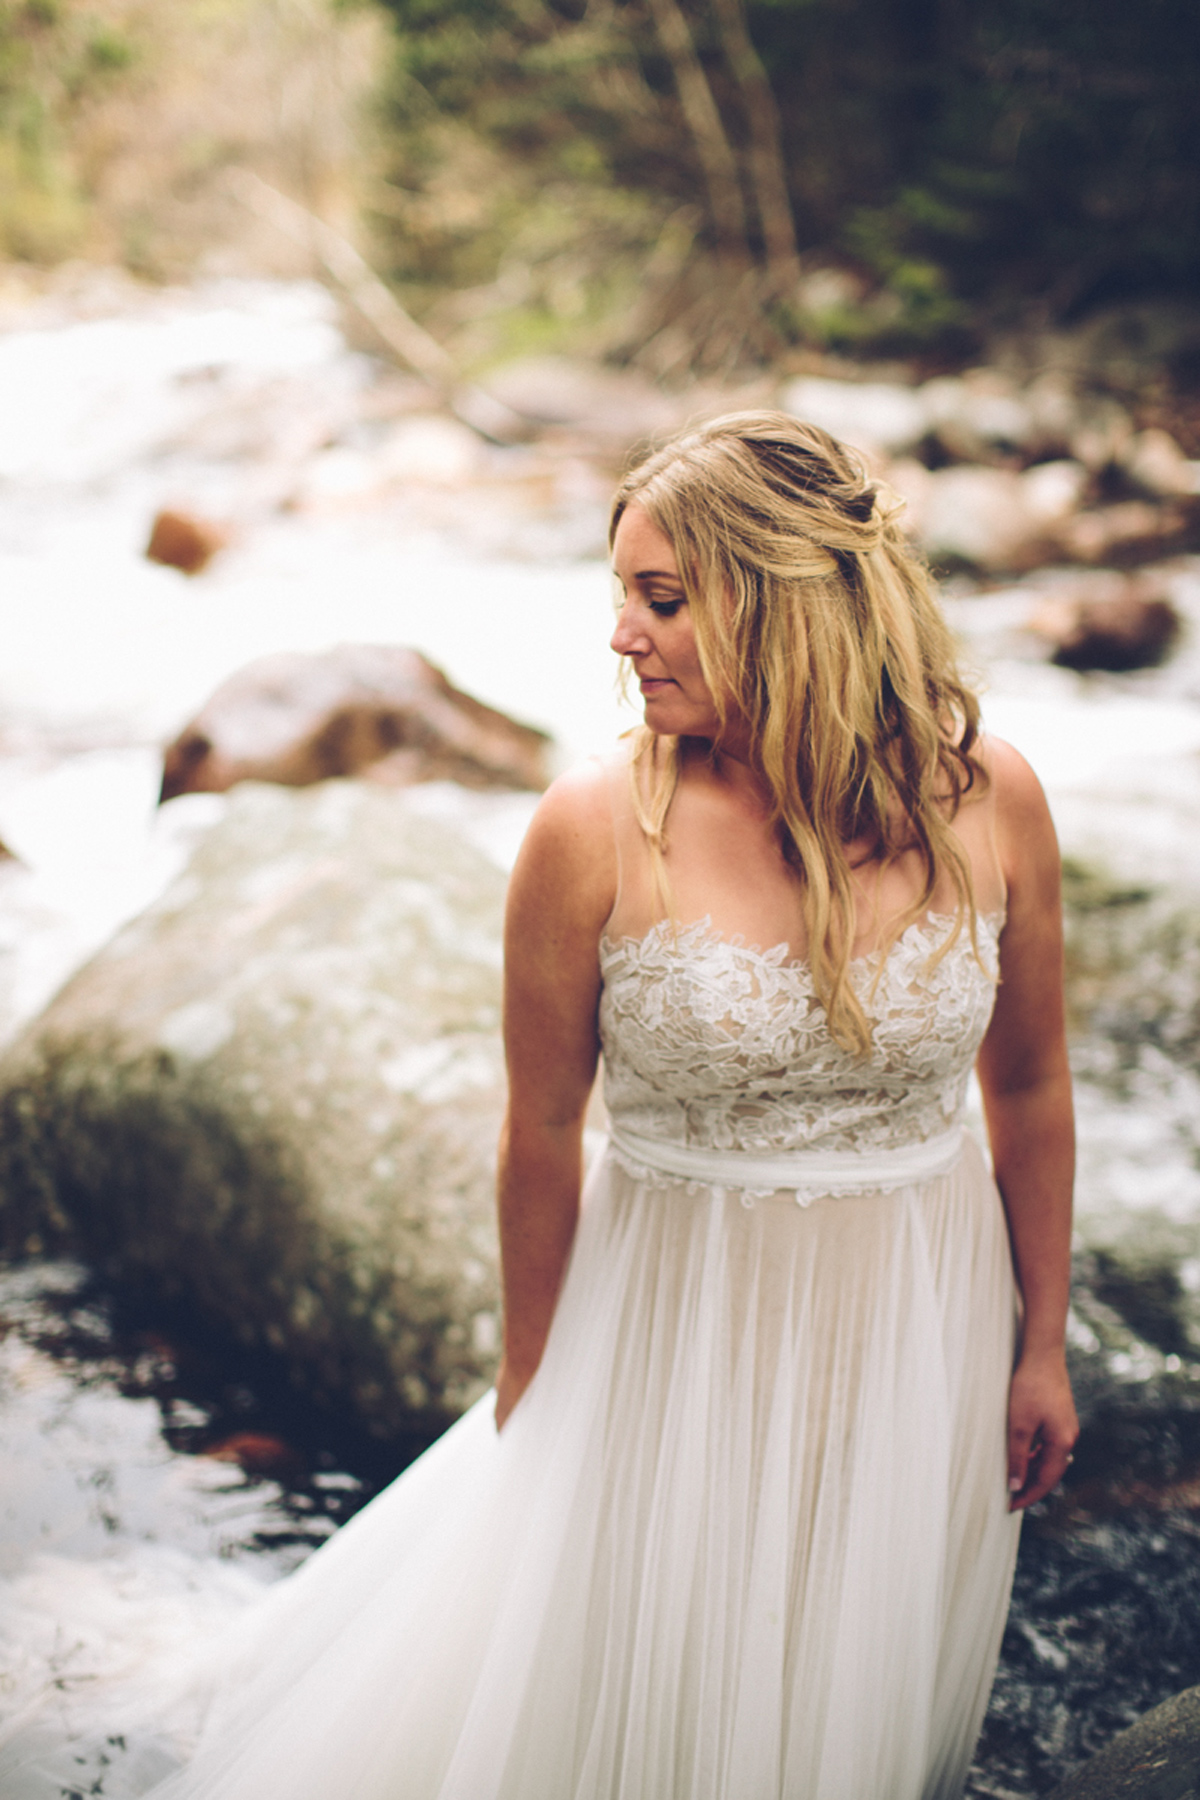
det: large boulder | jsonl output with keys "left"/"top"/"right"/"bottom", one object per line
{"left": 1046, "top": 1683, "right": 1200, "bottom": 1799}
{"left": 160, "top": 644, "right": 552, "bottom": 802}
{"left": 0, "top": 780, "right": 515, "bottom": 1439}
{"left": 1120, "top": 428, "right": 1200, "bottom": 501}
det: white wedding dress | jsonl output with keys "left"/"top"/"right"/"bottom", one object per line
{"left": 0, "top": 905, "right": 1021, "bottom": 1800}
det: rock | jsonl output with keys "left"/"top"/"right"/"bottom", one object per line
{"left": 0, "top": 780, "right": 513, "bottom": 1438}
{"left": 782, "top": 375, "right": 930, "bottom": 458}
{"left": 291, "top": 446, "right": 384, "bottom": 506}
{"left": 1023, "top": 370, "right": 1088, "bottom": 459}
{"left": 160, "top": 644, "right": 552, "bottom": 803}
{"left": 914, "top": 466, "right": 1032, "bottom": 568}
{"left": 1067, "top": 395, "right": 1136, "bottom": 472}
{"left": 1023, "top": 459, "right": 1093, "bottom": 528}
{"left": 376, "top": 414, "right": 484, "bottom": 484}
{"left": 482, "top": 355, "right": 678, "bottom": 444}
{"left": 1053, "top": 500, "right": 1198, "bottom": 566}
{"left": 894, "top": 459, "right": 1088, "bottom": 571}
{"left": 1045, "top": 1682, "right": 1200, "bottom": 1799}
{"left": 1028, "top": 583, "right": 1182, "bottom": 672}
{"left": 791, "top": 266, "right": 870, "bottom": 318}
{"left": 202, "top": 1431, "right": 304, "bottom": 1477}
{"left": 289, "top": 420, "right": 484, "bottom": 509}
{"left": 145, "top": 509, "right": 228, "bottom": 575}
{"left": 1121, "top": 429, "right": 1200, "bottom": 500}
{"left": 920, "top": 370, "right": 1039, "bottom": 463}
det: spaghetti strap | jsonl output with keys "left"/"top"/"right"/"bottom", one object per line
{"left": 599, "top": 744, "right": 663, "bottom": 947}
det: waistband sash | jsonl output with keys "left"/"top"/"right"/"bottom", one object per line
{"left": 607, "top": 1121, "right": 966, "bottom": 1205}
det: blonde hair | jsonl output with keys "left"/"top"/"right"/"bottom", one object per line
{"left": 610, "top": 410, "right": 985, "bottom": 1057}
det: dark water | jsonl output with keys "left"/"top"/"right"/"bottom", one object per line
{"left": 0, "top": 1261, "right": 430, "bottom": 1580}
{"left": 969, "top": 1339, "right": 1200, "bottom": 1794}
{"left": 968, "top": 867, "right": 1200, "bottom": 1794}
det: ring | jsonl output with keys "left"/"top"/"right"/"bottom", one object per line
{"left": 1066, "top": 1454, "right": 1075, "bottom": 1465}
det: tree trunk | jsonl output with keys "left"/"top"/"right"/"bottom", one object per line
{"left": 709, "top": 0, "right": 799, "bottom": 283}
{"left": 644, "top": 0, "right": 750, "bottom": 258}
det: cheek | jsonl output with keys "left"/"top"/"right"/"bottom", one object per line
{"left": 681, "top": 632, "right": 714, "bottom": 693}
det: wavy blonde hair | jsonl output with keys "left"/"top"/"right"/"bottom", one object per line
{"left": 610, "top": 410, "right": 985, "bottom": 1057}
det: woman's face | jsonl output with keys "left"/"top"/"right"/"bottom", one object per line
{"left": 610, "top": 504, "right": 724, "bottom": 742}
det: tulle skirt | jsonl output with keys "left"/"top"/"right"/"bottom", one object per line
{"left": 1, "top": 1133, "right": 1020, "bottom": 1800}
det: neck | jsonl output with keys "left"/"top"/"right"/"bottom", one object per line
{"left": 684, "top": 732, "right": 772, "bottom": 810}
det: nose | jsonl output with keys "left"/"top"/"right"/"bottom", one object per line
{"left": 610, "top": 599, "right": 651, "bottom": 658}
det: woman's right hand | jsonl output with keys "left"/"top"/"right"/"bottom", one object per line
{"left": 1006, "top": 1346, "right": 1079, "bottom": 1510}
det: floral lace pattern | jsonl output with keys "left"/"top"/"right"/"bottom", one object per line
{"left": 598, "top": 912, "right": 1001, "bottom": 1164}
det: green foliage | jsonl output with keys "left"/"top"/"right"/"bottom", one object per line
{"left": 0, "top": 0, "right": 385, "bottom": 275}
{"left": 369, "top": 0, "right": 1200, "bottom": 357}
{"left": 0, "top": 0, "right": 140, "bottom": 260}
{"left": 2, "top": 0, "right": 1194, "bottom": 360}
{"left": 369, "top": 0, "right": 717, "bottom": 330}
{"left": 762, "top": 0, "right": 1200, "bottom": 325}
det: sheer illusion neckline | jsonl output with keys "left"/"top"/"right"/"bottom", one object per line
{"left": 599, "top": 908, "right": 1004, "bottom": 978}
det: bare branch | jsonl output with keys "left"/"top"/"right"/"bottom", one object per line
{"left": 226, "top": 170, "right": 531, "bottom": 444}
{"left": 709, "top": 0, "right": 799, "bottom": 281}
{"left": 643, "top": 0, "right": 750, "bottom": 257}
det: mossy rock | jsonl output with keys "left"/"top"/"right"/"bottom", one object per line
{"left": 1047, "top": 1684, "right": 1200, "bottom": 1799}
{"left": 0, "top": 781, "right": 508, "bottom": 1439}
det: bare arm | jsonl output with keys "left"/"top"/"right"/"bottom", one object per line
{"left": 494, "top": 762, "right": 616, "bottom": 1429}
{"left": 976, "top": 739, "right": 1079, "bottom": 1510}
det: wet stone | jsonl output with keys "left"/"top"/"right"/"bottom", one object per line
{"left": 0, "top": 781, "right": 509, "bottom": 1441}
{"left": 1045, "top": 1684, "right": 1200, "bottom": 1799}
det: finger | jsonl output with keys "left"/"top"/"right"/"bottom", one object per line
{"left": 1009, "top": 1440, "right": 1075, "bottom": 1512}
{"left": 1007, "top": 1422, "right": 1035, "bottom": 1498}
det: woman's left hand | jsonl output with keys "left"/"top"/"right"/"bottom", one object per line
{"left": 1006, "top": 1348, "right": 1079, "bottom": 1511}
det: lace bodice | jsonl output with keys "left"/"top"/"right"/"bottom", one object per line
{"left": 598, "top": 912, "right": 1001, "bottom": 1165}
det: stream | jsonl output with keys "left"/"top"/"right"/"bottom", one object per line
{"left": 1, "top": 272, "right": 1199, "bottom": 1795}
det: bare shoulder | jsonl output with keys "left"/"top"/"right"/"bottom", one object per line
{"left": 980, "top": 734, "right": 1050, "bottom": 811}
{"left": 507, "top": 755, "right": 618, "bottom": 939}
{"left": 976, "top": 735, "right": 1058, "bottom": 877}
{"left": 975, "top": 738, "right": 1069, "bottom": 1088}
{"left": 972, "top": 736, "right": 1063, "bottom": 958}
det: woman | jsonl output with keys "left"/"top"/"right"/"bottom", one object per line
{"left": 488, "top": 410, "right": 1077, "bottom": 1795}
{"left": 3, "top": 412, "right": 1077, "bottom": 1800}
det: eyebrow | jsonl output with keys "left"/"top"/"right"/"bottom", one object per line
{"left": 634, "top": 568, "right": 682, "bottom": 580}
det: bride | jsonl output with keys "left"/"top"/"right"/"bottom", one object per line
{"left": 4, "top": 411, "right": 1077, "bottom": 1800}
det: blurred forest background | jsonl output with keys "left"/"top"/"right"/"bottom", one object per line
{"left": 1, "top": 0, "right": 1197, "bottom": 397}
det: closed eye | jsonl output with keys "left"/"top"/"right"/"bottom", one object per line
{"left": 648, "top": 599, "right": 684, "bottom": 617}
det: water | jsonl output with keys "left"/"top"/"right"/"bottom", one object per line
{"left": 2, "top": 272, "right": 1200, "bottom": 1794}
{"left": 0, "top": 1259, "right": 427, "bottom": 1753}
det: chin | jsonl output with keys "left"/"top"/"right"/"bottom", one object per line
{"left": 641, "top": 709, "right": 687, "bottom": 737}
{"left": 639, "top": 697, "right": 708, "bottom": 737}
